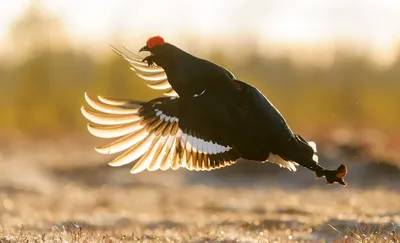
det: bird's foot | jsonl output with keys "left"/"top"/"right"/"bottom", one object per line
{"left": 316, "top": 164, "right": 348, "bottom": 186}
{"left": 142, "top": 55, "right": 156, "bottom": 67}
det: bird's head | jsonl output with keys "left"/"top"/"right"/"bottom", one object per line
{"left": 139, "top": 36, "right": 185, "bottom": 67}
{"left": 139, "top": 35, "right": 166, "bottom": 53}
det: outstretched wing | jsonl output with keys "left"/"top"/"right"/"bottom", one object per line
{"left": 81, "top": 93, "right": 240, "bottom": 173}
{"left": 110, "top": 46, "right": 178, "bottom": 97}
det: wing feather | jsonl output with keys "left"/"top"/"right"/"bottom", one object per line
{"left": 85, "top": 93, "right": 139, "bottom": 114}
{"left": 95, "top": 129, "right": 149, "bottom": 154}
{"left": 109, "top": 133, "right": 155, "bottom": 167}
{"left": 111, "top": 46, "right": 178, "bottom": 97}
{"left": 148, "top": 135, "right": 172, "bottom": 171}
{"left": 146, "top": 79, "right": 172, "bottom": 90}
{"left": 98, "top": 96, "right": 141, "bottom": 106}
{"left": 87, "top": 121, "right": 144, "bottom": 138}
{"left": 82, "top": 94, "right": 240, "bottom": 173}
{"left": 130, "top": 134, "right": 161, "bottom": 173}
{"left": 81, "top": 107, "right": 141, "bottom": 125}
{"left": 164, "top": 89, "right": 178, "bottom": 97}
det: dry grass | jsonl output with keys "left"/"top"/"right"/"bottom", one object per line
{"left": 0, "top": 139, "right": 399, "bottom": 242}
{"left": 2, "top": 227, "right": 398, "bottom": 243}
{"left": 331, "top": 227, "right": 400, "bottom": 243}
{"left": 1, "top": 181, "right": 399, "bottom": 242}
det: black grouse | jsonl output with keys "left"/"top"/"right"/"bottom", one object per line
{"left": 81, "top": 36, "right": 347, "bottom": 185}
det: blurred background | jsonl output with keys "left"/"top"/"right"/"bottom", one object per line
{"left": 1, "top": 0, "right": 400, "bottom": 178}
{"left": 1, "top": 0, "right": 399, "bottom": 164}
{"left": 0, "top": 1, "right": 400, "bottom": 241}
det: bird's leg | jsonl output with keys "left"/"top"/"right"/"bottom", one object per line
{"left": 291, "top": 135, "right": 348, "bottom": 185}
{"left": 142, "top": 55, "right": 156, "bottom": 67}
{"left": 303, "top": 160, "right": 348, "bottom": 186}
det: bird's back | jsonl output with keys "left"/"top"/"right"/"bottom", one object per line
{"left": 163, "top": 52, "right": 239, "bottom": 99}
{"left": 229, "top": 80, "right": 296, "bottom": 160}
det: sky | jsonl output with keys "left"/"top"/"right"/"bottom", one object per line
{"left": 1, "top": 0, "right": 400, "bottom": 64}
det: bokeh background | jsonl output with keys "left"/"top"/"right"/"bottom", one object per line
{"left": 0, "top": 1, "right": 400, "bottom": 242}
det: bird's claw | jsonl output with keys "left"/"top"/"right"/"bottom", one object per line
{"left": 316, "top": 164, "right": 348, "bottom": 186}
{"left": 142, "top": 55, "right": 156, "bottom": 67}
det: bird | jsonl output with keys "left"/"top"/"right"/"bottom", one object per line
{"left": 81, "top": 36, "right": 347, "bottom": 185}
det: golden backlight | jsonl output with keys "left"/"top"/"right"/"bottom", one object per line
{"left": 1, "top": 0, "right": 400, "bottom": 64}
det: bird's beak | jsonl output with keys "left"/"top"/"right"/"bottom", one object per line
{"left": 139, "top": 46, "right": 150, "bottom": 52}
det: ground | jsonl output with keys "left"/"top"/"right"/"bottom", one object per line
{"left": 0, "top": 137, "right": 399, "bottom": 242}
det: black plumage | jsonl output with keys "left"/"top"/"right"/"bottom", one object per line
{"left": 81, "top": 36, "right": 347, "bottom": 185}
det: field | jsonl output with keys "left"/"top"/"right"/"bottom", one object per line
{"left": 0, "top": 135, "right": 399, "bottom": 243}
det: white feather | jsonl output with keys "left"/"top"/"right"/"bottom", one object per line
{"left": 164, "top": 89, "right": 179, "bottom": 97}
{"left": 109, "top": 134, "right": 155, "bottom": 167}
{"left": 130, "top": 64, "right": 164, "bottom": 74}
{"left": 146, "top": 80, "right": 172, "bottom": 90}
{"left": 135, "top": 72, "right": 168, "bottom": 82}
{"left": 185, "top": 134, "right": 193, "bottom": 152}
{"left": 131, "top": 135, "right": 163, "bottom": 173}
{"left": 85, "top": 93, "right": 139, "bottom": 114}
{"left": 308, "top": 141, "right": 317, "bottom": 152}
{"left": 197, "top": 137, "right": 203, "bottom": 154}
{"left": 95, "top": 129, "right": 149, "bottom": 154}
{"left": 87, "top": 120, "right": 144, "bottom": 138}
{"left": 97, "top": 96, "right": 140, "bottom": 106}
{"left": 148, "top": 135, "right": 173, "bottom": 171}
{"left": 211, "top": 142, "right": 217, "bottom": 155}
{"left": 207, "top": 141, "right": 214, "bottom": 154}
{"left": 81, "top": 107, "right": 141, "bottom": 125}
{"left": 191, "top": 135, "right": 198, "bottom": 153}
{"left": 160, "top": 136, "right": 176, "bottom": 171}
{"left": 266, "top": 153, "right": 298, "bottom": 171}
